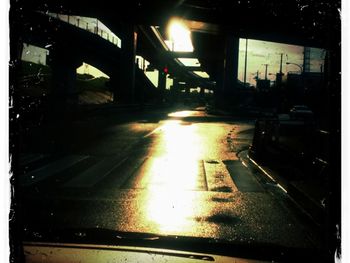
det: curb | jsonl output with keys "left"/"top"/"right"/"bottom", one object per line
{"left": 246, "top": 152, "right": 326, "bottom": 226}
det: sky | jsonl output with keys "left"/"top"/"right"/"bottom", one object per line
{"left": 76, "top": 63, "right": 109, "bottom": 78}
{"left": 21, "top": 44, "right": 48, "bottom": 65}
{"left": 237, "top": 39, "right": 326, "bottom": 86}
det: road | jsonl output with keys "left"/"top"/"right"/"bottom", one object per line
{"left": 17, "top": 107, "right": 323, "bottom": 253}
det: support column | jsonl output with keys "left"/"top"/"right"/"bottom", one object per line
{"left": 172, "top": 78, "right": 179, "bottom": 102}
{"left": 214, "top": 60, "right": 225, "bottom": 107}
{"left": 107, "top": 75, "right": 119, "bottom": 102}
{"left": 200, "top": 87, "right": 205, "bottom": 96}
{"left": 223, "top": 35, "right": 239, "bottom": 93}
{"left": 49, "top": 47, "right": 82, "bottom": 115}
{"left": 215, "top": 35, "right": 239, "bottom": 109}
{"left": 158, "top": 70, "right": 166, "bottom": 102}
{"left": 185, "top": 85, "right": 190, "bottom": 95}
{"left": 118, "top": 23, "right": 137, "bottom": 104}
{"left": 172, "top": 78, "right": 179, "bottom": 90}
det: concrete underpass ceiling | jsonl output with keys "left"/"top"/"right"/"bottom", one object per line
{"left": 135, "top": 24, "right": 216, "bottom": 89}
{"left": 190, "top": 32, "right": 225, "bottom": 82}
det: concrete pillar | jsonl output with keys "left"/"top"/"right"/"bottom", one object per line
{"left": 172, "top": 78, "right": 179, "bottom": 92}
{"left": 185, "top": 85, "right": 190, "bottom": 94}
{"left": 223, "top": 35, "right": 239, "bottom": 93}
{"left": 172, "top": 78, "right": 179, "bottom": 91}
{"left": 215, "top": 35, "right": 239, "bottom": 108}
{"left": 214, "top": 60, "right": 224, "bottom": 107}
{"left": 49, "top": 47, "right": 82, "bottom": 114}
{"left": 170, "top": 78, "right": 180, "bottom": 102}
{"left": 118, "top": 23, "right": 137, "bottom": 103}
{"left": 107, "top": 75, "right": 119, "bottom": 102}
{"left": 200, "top": 87, "right": 205, "bottom": 96}
{"left": 158, "top": 71, "right": 166, "bottom": 102}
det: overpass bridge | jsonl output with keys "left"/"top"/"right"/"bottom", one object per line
{"left": 10, "top": 0, "right": 340, "bottom": 110}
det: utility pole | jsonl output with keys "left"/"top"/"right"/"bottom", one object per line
{"left": 255, "top": 71, "right": 260, "bottom": 81}
{"left": 276, "top": 53, "right": 284, "bottom": 86}
{"left": 243, "top": 38, "right": 248, "bottom": 86}
{"left": 279, "top": 53, "right": 283, "bottom": 74}
{"left": 262, "top": 64, "right": 269, "bottom": 80}
{"left": 303, "top": 47, "right": 310, "bottom": 73}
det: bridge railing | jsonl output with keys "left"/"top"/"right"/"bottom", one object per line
{"left": 42, "top": 12, "right": 122, "bottom": 48}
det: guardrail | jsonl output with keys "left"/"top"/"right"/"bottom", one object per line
{"left": 42, "top": 12, "right": 121, "bottom": 47}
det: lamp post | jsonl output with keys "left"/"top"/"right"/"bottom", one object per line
{"left": 286, "top": 62, "right": 303, "bottom": 74}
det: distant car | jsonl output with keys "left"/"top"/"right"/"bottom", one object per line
{"left": 289, "top": 105, "right": 314, "bottom": 120}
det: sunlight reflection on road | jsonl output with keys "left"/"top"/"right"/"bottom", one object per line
{"left": 145, "top": 189, "right": 199, "bottom": 233}
{"left": 141, "top": 119, "right": 208, "bottom": 233}
{"left": 143, "top": 120, "right": 204, "bottom": 190}
{"left": 168, "top": 110, "right": 203, "bottom": 118}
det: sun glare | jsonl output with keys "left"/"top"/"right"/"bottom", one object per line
{"left": 167, "top": 19, "right": 194, "bottom": 52}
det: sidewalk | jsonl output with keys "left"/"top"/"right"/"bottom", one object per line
{"left": 224, "top": 118, "right": 329, "bottom": 225}
{"left": 248, "top": 141, "right": 328, "bottom": 226}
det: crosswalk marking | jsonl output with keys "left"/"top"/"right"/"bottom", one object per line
{"left": 101, "top": 156, "right": 148, "bottom": 190}
{"left": 63, "top": 156, "right": 128, "bottom": 188}
{"left": 19, "top": 153, "right": 257, "bottom": 194}
{"left": 20, "top": 155, "right": 89, "bottom": 186}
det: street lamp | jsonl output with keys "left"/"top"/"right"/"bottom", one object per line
{"left": 286, "top": 62, "right": 303, "bottom": 74}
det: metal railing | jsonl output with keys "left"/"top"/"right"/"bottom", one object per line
{"left": 43, "top": 12, "right": 121, "bottom": 48}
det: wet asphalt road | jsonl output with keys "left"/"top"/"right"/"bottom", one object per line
{"left": 18, "top": 108, "right": 322, "bottom": 250}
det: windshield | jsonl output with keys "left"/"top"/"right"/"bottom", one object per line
{"left": 9, "top": 1, "right": 340, "bottom": 262}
